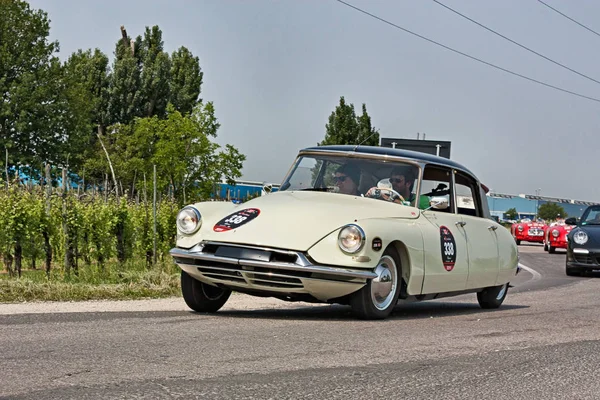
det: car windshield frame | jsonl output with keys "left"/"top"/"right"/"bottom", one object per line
{"left": 580, "top": 206, "right": 600, "bottom": 225}
{"left": 279, "top": 151, "right": 423, "bottom": 205}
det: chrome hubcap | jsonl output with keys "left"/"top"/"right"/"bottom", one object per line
{"left": 202, "top": 283, "right": 224, "bottom": 301}
{"left": 496, "top": 284, "right": 508, "bottom": 301}
{"left": 371, "top": 255, "right": 397, "bottom": 311}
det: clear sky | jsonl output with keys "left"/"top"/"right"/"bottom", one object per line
{"left": 28, "top": 0, "right": 600, "bottom": 202}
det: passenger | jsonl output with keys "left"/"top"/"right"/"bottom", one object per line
{"left": 333, "top": 164, "right": 361, "bottom": 196}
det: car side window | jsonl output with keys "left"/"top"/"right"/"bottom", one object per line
{"left": 454, "top": 172, "right": 482, "bottom": 218}
{"left": 421, "top": 165, "right": 454, "bottom": 213}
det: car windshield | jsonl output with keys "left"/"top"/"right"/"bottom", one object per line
{"left": 581, "top": 206, "right": 600, "bottom": 225}
{"left": 279, "top": 153, "right": 427, "bottom": 207}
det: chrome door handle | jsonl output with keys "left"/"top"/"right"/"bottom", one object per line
{"left": 455, "top": 221, "right": 466, "bottom": 227}
{"left": 488, "top": 225, "right": 498, "bottom": 231}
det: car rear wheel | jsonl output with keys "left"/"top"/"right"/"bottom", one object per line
{"left": 350, "top": 247, "right": 400, "bottom": 320}
{"left": 543, "top": 241, "right": 548, "bottom": 251}
{"left": 181, "top": 270, "right": 231, "bottom": 313}
{"left": 515, "top": 239, "right": 521, "bottom": 245}
{"left": 477, "top": 283, "right": 508, "bottom": 309}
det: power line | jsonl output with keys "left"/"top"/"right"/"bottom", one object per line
{"left": 334, "top": 0, "right": 600, "bottom": 104}
{"left": 537, "top": 0, "right": 600, "bottom": 39}
{"left": 433, "top": 0, "right": 600, "bottom": 86}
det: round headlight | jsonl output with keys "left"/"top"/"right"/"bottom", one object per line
{"left": 518, "top": 225, "right": 524, "bottom": 231}
{"left": 176, "top": 207, "right": 201, "bottom": 235}
{"left": 552, "top": 229, "right": 559, "bottom": 237}
{"left": 338, "top": 224, "right": 365, "bottom": 254}
{"left": 573, "top": 230, "right": 588, "bottom": 245}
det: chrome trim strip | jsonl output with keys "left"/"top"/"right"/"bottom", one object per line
{"left": 171, "top": 248, "right": 239, "bottom": 265}
{"left": 199, "top": 241, "right": 300, "bottom": 257}
{"left": 170, "top": 247, "right": 376, "bottom": 280}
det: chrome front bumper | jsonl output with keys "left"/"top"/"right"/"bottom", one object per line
{"left": 170, "top": 241, "right": 375, "bottom": 301}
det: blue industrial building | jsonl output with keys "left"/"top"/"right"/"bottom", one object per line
{"left": 215, "top": 180, "right": 280, "bottom": 201}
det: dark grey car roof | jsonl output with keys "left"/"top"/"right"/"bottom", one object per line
{"left": 301, "top": 145, "right": 477, "bottom": 178}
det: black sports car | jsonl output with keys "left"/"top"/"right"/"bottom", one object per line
{"left": 565, "top": 205, "right": 600, "bottom": 276}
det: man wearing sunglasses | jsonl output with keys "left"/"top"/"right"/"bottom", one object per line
{"left": 333, "top": 163, "right": 361, "bottom": 196}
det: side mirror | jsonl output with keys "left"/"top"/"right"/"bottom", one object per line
{"left": 262, "top": 182, "right": 273, "bottom": 195}
{"left": 428, "top": 196, "right": 449, "bottom": 210}
{"left": 565, "top": 217, "right": 577, "bottom": 225}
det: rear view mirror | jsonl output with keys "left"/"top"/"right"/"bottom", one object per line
{"left": 565, "top": 217, "right": 577, "bottom": 225}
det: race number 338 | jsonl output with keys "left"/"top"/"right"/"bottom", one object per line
{"left": 213, "top": 208, "right": 261, "bottom": 232}
{"left": 439, "top": 226, "right": 457, "bottom": 271}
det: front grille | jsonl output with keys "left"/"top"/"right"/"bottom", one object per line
{"left": 194, "top": 263, "right": 304, "bottom": 289}
{"left": 573, "top": 254, "right": 596, "bottom": 265}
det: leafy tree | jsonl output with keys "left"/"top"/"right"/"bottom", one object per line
{"left": 169, "top": 46, "right": 203, "bottom": 115}
{"left": 504, "top": 208, "right": 518, "bottom": 221}
{"left": 0, "top": 0, "right": 70, "bottom": 169}
{"left": 138, "top": 26, "right": 171, "bottom": 118}
{"left": 538, "top": 203, "right": 567, "bottom": 221}
{"left": 319, "top": 96, "right": 379, "bottom": 146}
{"left": 93, "top": 102, "right": 245, "bottom": 203}
{"left": 149, "top": 102, "right": 245, "bottom": 203}
{"left": 62, "top": 48, "right": 111, "bottom": 171}
{"left": 107, "top": 30, "right": 142, "bottom": 125}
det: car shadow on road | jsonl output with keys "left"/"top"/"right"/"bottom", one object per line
{"left": 213, "top": 302, "right": 529, "bottom": 321}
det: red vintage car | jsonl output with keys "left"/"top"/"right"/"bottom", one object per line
{"left": 543, "top": 222, "right": 573, "bottom": 253}
{"left": 511, "top": 219, "right": 548, "bottom": 245}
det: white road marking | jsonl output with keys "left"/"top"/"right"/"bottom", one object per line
{"left": 518, "top": 263, "right": 542, "bottom": 282}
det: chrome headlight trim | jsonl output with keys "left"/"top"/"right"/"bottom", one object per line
{"left": 337, "top": 224, "right": 366, "bottom": 254}
{"left": 176, "top": 206, "right": 202, "bottom": 235}
{"left": 552, "top": 229, "right": 560, "bottom": 237}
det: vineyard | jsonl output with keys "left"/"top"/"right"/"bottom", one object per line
{"left": 0, "top": 176, "right": 184, "bottom": 302}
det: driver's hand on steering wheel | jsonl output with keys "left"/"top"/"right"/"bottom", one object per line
{"left": 366, "top": 187, "right": 403, "bottom": 203}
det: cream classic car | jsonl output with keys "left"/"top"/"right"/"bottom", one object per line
{"left": 170, "top": 145, "right": 519, "bottom": 319}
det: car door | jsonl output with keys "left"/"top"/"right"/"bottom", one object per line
{"left": 420, "top": 165, "right": 470, "bottom": 293}
{"left": 454, "top": 171, "right": 499, "bottom": 289}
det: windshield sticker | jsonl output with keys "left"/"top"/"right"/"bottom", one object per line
{"left": 440, "top": 226, "right": 457, "bottom": 271}
{"left": 213, "top": 208, "right": 261, "bottom": 232}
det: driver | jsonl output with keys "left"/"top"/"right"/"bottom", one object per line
{"left": 333, "top": 163, "right": 361, "bottom": 196}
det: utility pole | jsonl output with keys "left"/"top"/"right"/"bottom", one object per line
{"left": 535, "top": 188, "right": 541, "bottom": 218}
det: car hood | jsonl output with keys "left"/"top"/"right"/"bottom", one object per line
{"left": 191, "top": 191, "right": 419, "bottom": 251}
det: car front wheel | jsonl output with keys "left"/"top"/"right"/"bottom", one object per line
{"left": 181, "top": 270, "right": 231, "bottom": 313}
{"left": 477, "top": 283, "right": 508, "bottom": 309}
{"left": 350, "top": 247, "right": 400, "bottom": 320}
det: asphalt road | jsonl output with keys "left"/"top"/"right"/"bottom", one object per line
{"left": 1, "top": 243, "right": 599, "bottom": 399}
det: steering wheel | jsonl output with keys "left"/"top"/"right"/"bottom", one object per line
{"left": 366, "top": 187, "right": 405, "bottom": 203}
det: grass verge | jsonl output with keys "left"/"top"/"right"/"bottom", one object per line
{"left": 0, "top": 261, "right": 181, "bottom": 303}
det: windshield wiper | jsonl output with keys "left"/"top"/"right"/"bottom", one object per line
{"left": 299, "top": 187, "right": 330, "bottom": 192}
